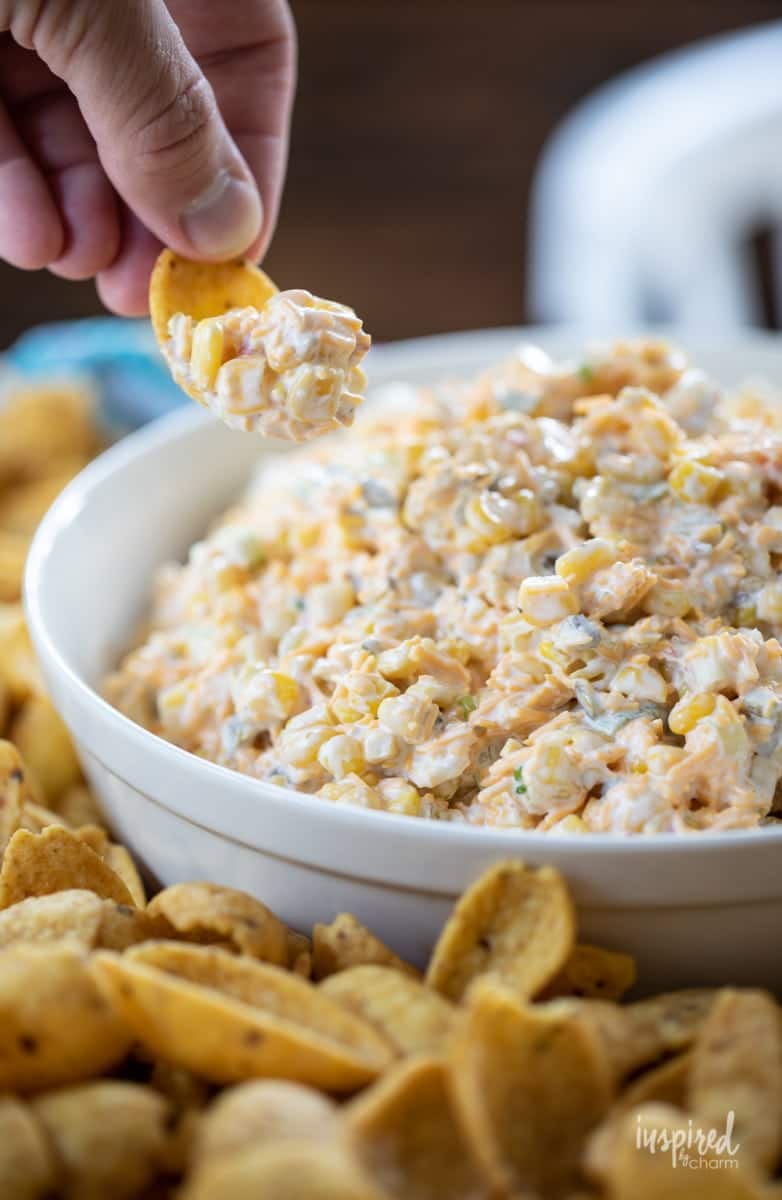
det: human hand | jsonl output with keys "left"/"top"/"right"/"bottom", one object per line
{"left": 0, "top": 0, "right": 296, "bottom": 314}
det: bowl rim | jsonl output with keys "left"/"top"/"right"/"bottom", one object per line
{"left": 23, "top": 323, "right": 782, "bottom": 860}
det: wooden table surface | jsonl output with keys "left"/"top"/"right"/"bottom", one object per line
{"left": 1, "top": 0, "right": 779, "bottom": 348}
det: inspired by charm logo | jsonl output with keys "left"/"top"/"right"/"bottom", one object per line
{"left": 636, "top": 1111, "right": 741, "bottom": 1169}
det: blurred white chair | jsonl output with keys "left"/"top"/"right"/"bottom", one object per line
{"left": 528, "top": 21, "right": 782, "bottom": 329}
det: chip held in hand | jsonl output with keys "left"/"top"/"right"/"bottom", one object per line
{"left": 149, "top": 249, "right": 371, "bottom": 442}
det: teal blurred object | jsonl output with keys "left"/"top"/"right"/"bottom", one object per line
{"left": 7, "top": 317, "right": 185, "bottom": 432}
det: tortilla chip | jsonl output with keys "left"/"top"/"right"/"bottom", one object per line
{"left": 0, "top": 826, "right": 135, "bottom": 909}
{"left": 287, "top": 928, "right": 313, "bottom": 977}
{"left": 689, "top": 989, "right": 782, "bottom": 1172}
{"left": 0, "top": 531, "right": 27, "bottom": 602}
{"left": 0, "top": 604, "right": 44, "bottom": 702}
{"left": 90, "top": 941, "right": 394, "bottom": 1091}
{"left": 346, "top": 1055, "right": 492, "bottom": 1200}
{"left": 31, "top": 1081, "right": 171, "bottom": 1200}
{"left": 313, "top": 913, "right": 420, "bottom": 981}
{"left": 0, "top": 943, "right": 131, "bottom": 1091}
{"left": 194, "top": 1080, "right": 340, "bottom": 1167}
{"left": 0, "top": 739, "right": 26, "bottom": 852}
{"left": 321, "top": 965, "right": 457, "bottom": 1056}
{"left": 53, "top": 785, "right": 103, "bottom": 829}
{"left": 0, "top": 383, "right": 98, "bottom": 486}
{"left": 540, "top": 942, "right": 637, "bottom": 1001}
{"left": 149, "top": 250, "right": 277, "bottom": 346}
{"left": 551, "top": 989, "right": 716, "bottom": 1082}
{"left": 585, "top": 1053, "right": 692, "bottom": 1181}
{"left": 9, "top": 696, "right": 81, "bottom": 805}
{"left": 448, "top": 979, "right": 612, "bottom": 1196}
{"left": 0, "top": 1095, "right": 58, "bottom": 1200}
{"left": 426, "top": 861, "right": 575, "bottom": 1002}
{"left": 181, "top": 1142, "right": 386, "bottom": 1200}
{"left": 147, "top": 881, "right": 288, "bottom": 965}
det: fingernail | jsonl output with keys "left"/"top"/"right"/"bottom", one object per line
{"left": 180, "top": 169, "right": 262, "bottom": 258}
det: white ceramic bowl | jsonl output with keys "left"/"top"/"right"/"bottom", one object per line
{"left": 26, "top": 327, "right": 782, "bottom": 992}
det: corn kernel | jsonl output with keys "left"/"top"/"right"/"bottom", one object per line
{"left": 642, "top": 580, "right": 692, "bottom": 618}
{"left": 756, "top": 583, "right": 782, "bottom": 624}
{"left": 668, "top": 692, "right": 716, "bottom": 735}
{"left": 190, "top": 318, "right": 224, "bottom": 391}
{"left": 668, "top": 459, "right": 724, "bottom": 504}
{"left": 378, "top": 778, "right": 422, "bottom": 816}
{"left": 555, "top": 539, "right": 616, "bottom": 586}
{"left": 317, "top": 733, "right": 364, "bottom": 779}
{"left": 271, "top": 672, "right": 301, "bottom": 712}
{"left": 518, "top": 576, "right": 578, "bottom": 626}
{"left": 464, "top": 493, "right": 513, "bottom": 545}
{"left": 554, "top": 814, "right": 588, "bottom": 834}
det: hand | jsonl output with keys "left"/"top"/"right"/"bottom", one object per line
{"left": 0, "top": 0, "right": 296, "bottom": 313}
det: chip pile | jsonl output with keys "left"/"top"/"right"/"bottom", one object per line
{"left": 0, "top": 806, "right": 781, "bottom": 1200}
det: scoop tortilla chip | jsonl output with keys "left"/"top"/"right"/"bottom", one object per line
{"left": 149, "top": 250, "right": 277, "bottom": 346}
{"left": 9, "top": 697, "right": 81, "bottom": 804}
{"left": 346, "top": 1056, "right": 492, "bottom": 1200}
{"left": 0, "top": 888, "right": 104, "bottom": 949}
{"left": 0, "top": 604, "right": 44, "bottom": 702}
{"left": 0, "top": 739, "right": 26, "bottom": 852}
{"left": 287, "top": 929, "right": 313, "bottom": 977}
{"left": 147, "top": 882, "right": 288, "bottom": 965}
{"left": 448, "top": 979, "right": 612, "bottom": 1196}
{"left": 75, "top": 828, "right": 147, "bottom": 907}
{"left": 90, "top": 941, "right": 394, "bottom": 1092}
{"left": 313, "top": 913, "right": 420, "bottom": 981}
{"left": 194, "top": 1080, "right": 340, "bottom": 1167}
{"left": 321, "top": 965, "right": 457, "bottom": 1056}
{"left": 31, "top": 1081, "right": 171, "bottom": 1200}
{"left": 426, "top": 860, "right": 575, "bottom": 1002}
{"left": 604, "top": 1103, "right": 769, "bottom": 1199}
{"left": 540, "top": 942, "right": 637, "bottom": 1001}
{"left": 0, "top": 943, "right": 131, "bottom": 1091}
{"left": 0, "top": 826, "right": 135, "bottom": 909}
{"left": 551, "top": 988, "right": 716, "bottom": 1082}
{"left": 585, "top": 1053, "right": 692, "bottom": 1182}
{"left": 689, "top": 989, "right": 782, "bottom": 1172}
{"left": 181, "top": 1142, "right": 387, "bottom": 1200}
{"left": 0, "top": 1095, "right": 58, "bottom": 1200}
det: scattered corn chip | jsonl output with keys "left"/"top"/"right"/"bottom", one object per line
{"left": 194, "top": 1080, "right": 340, "bottom": 1167}
{"left": 0, "top": 943, "right": 131, "bottom": 1091}
{"left": 689, "top": 989, "right": 782, "bottom": 1172}
{"left": 426, "top": 860, "right": 575, "bottom": 1002}
{"left": 0, "top": 462, "right": 88, "bottom": 537}
{"left": 10, "top": 696, "right": 81, "bottom": 804}
{"left": 448, "top": 979, "right": 612, "bottom": 1196}
{"left": 0, "top": 826, "right": 135, "bottom": 909}
{"left": 147, "top": 881, "right": 288, "bottom": 965}
{"left": 321, "top": 965, "right": 457, "bottom": 1056}
{"left": 287, "top": 928, "right": 313, "bottom": 977}
{"left": 31, "top": 1081, "right": 171, "bottom": 1200}
{"left": 182, "top": 1142, "right": 386, "bottom": 1200}
{"left": 554, "top": 989, "right": 716, "bottom": 1082}
{"left": 0, "top": 383, "right": 98, "bottom": 485}
{"left": 53, "top": 784, "right": 103, "bottom": 829}
{"left": 0, "top": 604, "right": 44, "bottom": 701}
{"left": 312, "top": 912, "right": 420, "bottom": 980}
{"left": 90, "top": 941, "right": 395, "bottom": 1091}
{"left": 585, "top": 1053, "right": 692, "bottom": 1181}
{"left": 0, "top": 1095, "right": 58, "bottom": 1200}
{"left": 347, "top": 1055, "right": 492, "bottom": 1200}
{"left": 0, "top": 739, "right": 26, "bottom": 851}
{"left": 75, "top": 829, "right": 147, "bottom": 907}
{"left": 541, "top": 942, "right": 637, "bottom": 1001}
{"left": 0, "top": 530, "right": 27, "bottom": 602}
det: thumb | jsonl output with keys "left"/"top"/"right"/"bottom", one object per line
{"left": 27, "top": 0, "right": 262, "bottom": 260}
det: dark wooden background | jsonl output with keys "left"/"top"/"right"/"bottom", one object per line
{"left": 1, "top": 0, "right": 780, "bottom": 348}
